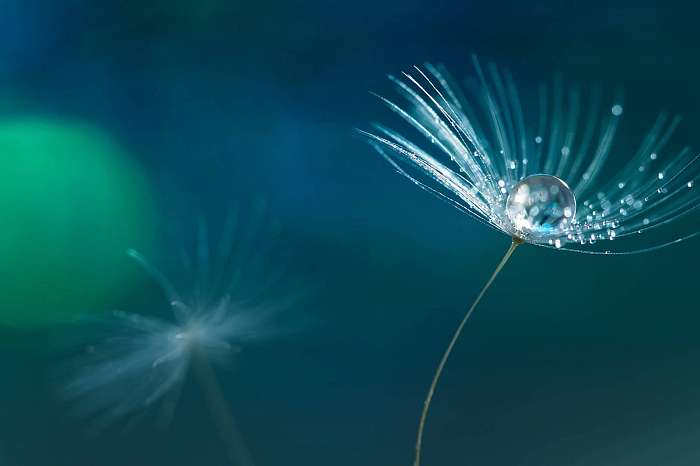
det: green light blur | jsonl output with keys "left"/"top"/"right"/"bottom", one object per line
{"left": 0, "top": 118, "right": 154, "bottom": 327}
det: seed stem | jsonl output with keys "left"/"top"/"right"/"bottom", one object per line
{"left": 191, "top": 346, "right": 256, "bottom": 466}
{"left": 414, "top": 238, "right": 522, "bottom": 466}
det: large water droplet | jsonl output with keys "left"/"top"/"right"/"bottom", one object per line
{"left": 506, "top": 174, "right": 576, "bottom": 239}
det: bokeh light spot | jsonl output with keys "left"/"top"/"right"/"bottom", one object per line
{"left": 0, "top": 118, "right": 155, "bottom": 327}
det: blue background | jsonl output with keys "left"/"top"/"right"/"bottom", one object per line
{"left": 1, "top": 1, "right": 700, "bottom": 465}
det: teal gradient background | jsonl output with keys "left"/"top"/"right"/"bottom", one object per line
{"left": 0, "top": 1, "right": 699, "bottom": 465}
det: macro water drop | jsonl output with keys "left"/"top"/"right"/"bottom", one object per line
{"left": 506, "top": 174, "right": 576, "bottom": 239}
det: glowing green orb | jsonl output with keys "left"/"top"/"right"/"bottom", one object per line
{"left": 0, "top": 118, "right": 154, "bottom": 327}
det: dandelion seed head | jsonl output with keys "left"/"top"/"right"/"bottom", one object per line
{"left": 361, "top": 58, "right": 700, "bottom": 254}
{"left": 59, "top": 204, "right": 304, "bottom": 430}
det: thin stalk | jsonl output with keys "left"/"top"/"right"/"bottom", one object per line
{"left": 191, "top": 346, "right": 255, "bottom": 466}
{"left": 414, "top": 238, "right": 522, "bottom": 466}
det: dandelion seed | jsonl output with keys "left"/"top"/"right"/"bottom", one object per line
{"left": 60, "top": 202, "right": 304, "bottom": 466}
{"left": 359, "top": 57, "right": 700, "bottom": 466}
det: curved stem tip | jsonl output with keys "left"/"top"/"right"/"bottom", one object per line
{"left": 414, "top": 238, "right": 521, "bottom": 466}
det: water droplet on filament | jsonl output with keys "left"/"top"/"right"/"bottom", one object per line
{"left": 506, "top": 174, "right": 576, "bottom": 239}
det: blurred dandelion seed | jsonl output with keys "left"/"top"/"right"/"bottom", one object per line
{"left": 61, "top": 202, "right": 303, "bottom": 466}
{"left": 360, "top": 57, "right": 700, "bottom": 466}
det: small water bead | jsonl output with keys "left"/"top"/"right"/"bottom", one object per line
{"left": 506, "top": 174, "right": 576, "bottom": 239}
{"left": 611, "top": 104, "right": 624, "bottom": 116}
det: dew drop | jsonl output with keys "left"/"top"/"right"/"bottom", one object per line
{"left": 535, "top": 136, "right": 543, "bottom": 144}
{"left": 611, "top": 104, "right": 623, "bottom": 116}
{"left": 506, "top": 174, "right": 576, "bottom": 239}
{"left": 688, "top": 181, "right": 694, "bottom": 188}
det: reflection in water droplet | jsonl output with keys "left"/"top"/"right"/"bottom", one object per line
{"left": 506, "top": 174, "right": 576, "bottom": 240}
